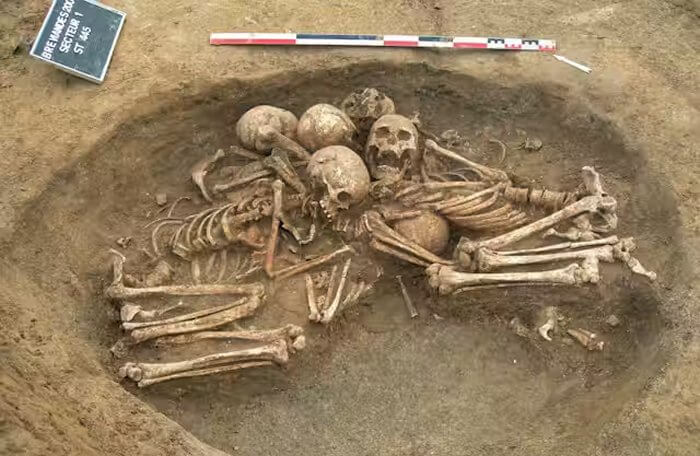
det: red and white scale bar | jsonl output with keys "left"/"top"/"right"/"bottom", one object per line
{"left": 209, "top": 33, "right": 556, "bottom": 52}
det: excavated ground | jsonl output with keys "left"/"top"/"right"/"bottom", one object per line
{"left": 5, "top": 63, "right": 683, "bottom": 455}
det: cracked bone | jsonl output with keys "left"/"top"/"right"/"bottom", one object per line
{"left": 426, "top": 263, "right": 590, "bottom": 295}
{"left": 567, "top": 328, "right": 604, "bottom": 351}
{"left": 119, "top": 339, "right": 292, "bottom": 387}
{"left": 425, "top": 139, "right": 510, "bottom": 184}
{"left": 154, "top": 323, "right": 304, "bottom": 347}
{"left": 192, "top": 148, "right": 226, "bottom": 203}
{"left": 305, "top": 273, "right": 320, "bottom": 322}
{"left": 126, "top": 297, "right": 261, "bottom": 344}
{"left": 320, "top": 257, "right": 352, "bottom": 324}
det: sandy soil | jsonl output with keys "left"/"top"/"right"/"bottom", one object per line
{"left": 1, "top": 0, "right": 699, "bottom": 455}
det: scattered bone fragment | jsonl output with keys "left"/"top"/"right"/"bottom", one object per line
{"left": 567, "top": 328, "right": 605, "bottom": 351}
{"left": 611, "top": 238, "right": 657, "bottom": 281}
{"left": 192, "top": 149, "right": 226, "bottom": 203}
{"left": 543, "top": 214, "right": 599, "bottom": 242}
{"left": 305, "top": 274, "right": 320, "bottom": 322}
{"left": 518, "top": 137, "right": 542, "bottom": 151}
{"left": 606, "top": 314, "right": 621, "bottom": 327}
{"left": 320, "top": 257, "right": 352, "bottom": 324}
{"left": 119, "top": 338, "right": 293, "bottom": 387}
{"left": 536, "top": 306, "right": 558, "bottom": 341}
{"left": 396, "top": 275, "right": 418, "bottom": 319}
{"left": 509, "top": 317, "right": 529, "bottom": 338}
{"left": 155, "top": 192, "right": 168, "bottom": 206}
{"left": 116, "top": 237, "right": 132, "bottom": 249}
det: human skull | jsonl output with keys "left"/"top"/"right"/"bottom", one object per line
{"left": 236, "top": 105, "right": 298, "bottom": 152}
{"left": 340, "top": 88, "right": 395, "bottom": 133}
{"left": 296, "top": 104, "right": 358, "bottom": 151}
{"left": 307, "top": 146, "right": 370, "bottom": 220}
{"left": 365, "top": 114, "right": 419, "bottom": 180}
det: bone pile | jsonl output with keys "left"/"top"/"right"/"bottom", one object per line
{"left": 106, "top": 87, "right": 656, "bottom": 387}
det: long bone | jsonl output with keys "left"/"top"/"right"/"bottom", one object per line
{"left": 305, "top": 274, "right": 321, "bottom": 322}
{"left": 258, "top": 125, "right": 311, "bottom": 161}
{"left": 106, "top": 252, "right": 264, "bottom": 300}
{"left": 191, "top": 149, "right": 226, "bottom": 203}
{"left": 320, "top": 257, "right": 352, "bottom": 324}
{"left": 119, "top": 339, "right": 291, "bottom": 387}
{"left": 455, "top": 193, "right": 617, "bottom": 268}
{"left": 498, "top": 235, "right": 620, "bottom": 255}
{"left": 425, "top": 139, "right": 510, "bottom": 184}
{"left": 126, "top": 297, "right": 261, "bottom": 344}
{"left": 154, "top": 323, "right": 304, "bottom": 347}
{"left": 474, "top": 245, "right": 615, "bottom": 272}
{"left": 426, "top": 262, "right": 595, "bottom": 295}
{"left": 129, "top": 361, "right": 274, "bottom": 387}
{"left": 264, "top": 180, "right": 285, "bottom": 277}
{"left": 121, "top": 297, "right": 250, "bottom": 330}
{"left": 263, "top": 148, "right": 307, "bottom": 195}
{"left": 273, "top": 244, "right": 353, "bottom": 280}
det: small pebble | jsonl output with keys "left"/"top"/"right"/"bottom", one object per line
{"left": 155, "top": 192, "right": 168, "bottom": 206}
{"left": 606, "top": 314, "right": 621, "bottom": 327}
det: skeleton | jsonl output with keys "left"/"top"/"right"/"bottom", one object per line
{"left": 296, "top": 104, "right": 358, "bottom": 151}
{"left": 235, "top": 105, "right": 311, "bottom": 160}
{"left": 106, "top": 94, "right": 658, "bottom": 391}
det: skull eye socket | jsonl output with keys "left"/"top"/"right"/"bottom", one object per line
{"left": 375, "top": 126, "right": 391, "bottom": 138}
{"left": 398, "top": 129, "right": 413, "bottom": 141}
{"left": 337, "top": 191, "right": 352, "bottom": 205}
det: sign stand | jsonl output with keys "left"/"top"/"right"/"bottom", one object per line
{"left": 30, "top": 0, "right": 126, "bottom": 84}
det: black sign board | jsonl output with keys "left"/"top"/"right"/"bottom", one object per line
{"left": 30, "top": 0, "right": 126, "bottom": 84}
